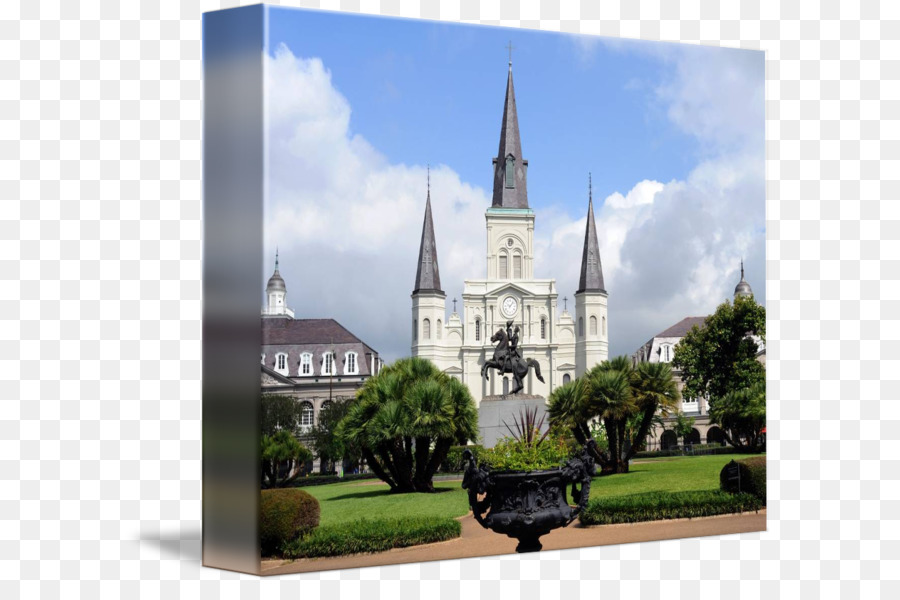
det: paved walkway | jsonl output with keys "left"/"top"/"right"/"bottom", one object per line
{"left": 261, "top": 509, "right": 766, "bottom": 576}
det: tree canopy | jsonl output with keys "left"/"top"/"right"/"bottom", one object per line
{"left": 708, "top": 380, "right": 766, "bottom": 451}
{"left": 261, "top": 429, "right": 313, "bottom": 488}
{"left": 308, "top": 398, "right": 360, "bottom": 474}
{"left": 548, "top": 357, "right": 680, "bottom": 474}
{"left": 336, "top": 357, "right": 478, "bottom": 493}
{"left": 672, "top": 294, "right": 766, "bottom": 403}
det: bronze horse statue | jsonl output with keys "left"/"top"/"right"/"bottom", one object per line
{"left": 481, "top": 325, "right": 545, "bottom": 394}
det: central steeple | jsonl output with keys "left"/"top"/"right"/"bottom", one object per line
{"left": 491, "top": 61, "right": 529, "bottom": 209}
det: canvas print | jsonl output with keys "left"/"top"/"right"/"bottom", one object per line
{"left": 208, "top": 4, "right": 765, "bottom": 575}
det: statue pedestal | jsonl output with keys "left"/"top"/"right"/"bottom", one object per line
{"left": 478, "top": 394, "right": 548, "bottom": 448}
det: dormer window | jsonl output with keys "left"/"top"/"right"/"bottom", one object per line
{"left": 274, "top": 352, "right": 288, "bottom": 376}
{"left": 505, "top": 155, "right": 515, "bottom": 188}
{"left": 345, "top": 352, "right": 358, "bottom": 375}
{"left": 300, "top": 353, "right": 312, "bottom": 376}
{"left": 322, "top": 352, "right": 335, "bottom": 376}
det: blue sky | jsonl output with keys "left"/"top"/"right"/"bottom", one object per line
{"left": 262, "top": 6, "right": 765, "bottom": 361}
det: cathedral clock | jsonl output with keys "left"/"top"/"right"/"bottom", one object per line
{"left": 501, "top": 296, "right": 518, "bottom": 318}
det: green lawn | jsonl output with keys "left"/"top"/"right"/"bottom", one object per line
{"left": 304, "top": 454, "right": 764, "bottom": 526}
{"left": 303, "top": 479, "right": 471, "bottom": 527}
{"left": 588, "top": 454, "right": 763, "bottom": 499}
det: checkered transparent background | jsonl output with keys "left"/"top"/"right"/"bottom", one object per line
{"left": 1, "top": 0, "right": 897, "bottom": 597}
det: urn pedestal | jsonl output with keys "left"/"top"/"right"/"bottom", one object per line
{"left": 462, "top": 441, "right": 596, "bottom": 553}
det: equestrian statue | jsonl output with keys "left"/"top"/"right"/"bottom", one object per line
{"left": 481, "top": 320, "right": 545, "bottom": 395}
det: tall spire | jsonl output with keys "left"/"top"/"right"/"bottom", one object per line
{"left": 413, "top": 178, "right": 443, "bottom": 294}
{"left": 577, "top": 174, "right": 606, "bottom": 294}
{"left": 734, "top": 259, "right": 753, "bottom": 299}
{"left": 491, "top": 57, "right": 528, "bottom": 209}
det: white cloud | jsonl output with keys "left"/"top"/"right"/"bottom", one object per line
{"left": 263, "top": 43, "right": 764, "bottom": 361}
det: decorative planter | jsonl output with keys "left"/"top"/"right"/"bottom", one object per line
{"left": 462, "top": 441, "right": 596, "bottom": 552}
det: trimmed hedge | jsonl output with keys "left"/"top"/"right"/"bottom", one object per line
{"left": 440, "top": 445, "right": 486, "bottom": 473}
{"left": 284, "top": 473, "right": 378, "bottom": 488}
{"left": 283, "top": 516, "right": 462, "bottom": 559}
{"left": 720, "top": 456, "right": 766, "bottom": 504}
{"left": 579, "top": 490, "right": 762, "bottom": 526}
{"left": 260, "top": 488, "right": 321, "bottom": 557}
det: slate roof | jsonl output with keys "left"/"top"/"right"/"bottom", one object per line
{"left": 577, "top": 192, "right": 606, "bottom": 294}
{"left": 491, "top": 65, "right": 529, "bottom": 209}
{"left": 413, "top": 189, "right": 443, "bottom": 294}
{"left": 261, "top": 318, "right": 379, "bottom": 377}
{"left": 654, "top": 316, "right": 707, "bottom": 339}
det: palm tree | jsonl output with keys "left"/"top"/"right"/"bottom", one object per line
{"left": 336, "top": 357, "right": 478, "bottom": 493}
{"left": 627, "top": 362, "right": 681, "bottom": 461}
{"left": 584, "top": 366, "right": 634, "bottom": 473}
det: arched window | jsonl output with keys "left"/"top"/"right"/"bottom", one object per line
{"left": 322, "top": 352, "right": 335, "bottom": 376}
{"left": 590, "top": 315, "right": 598, "bottom": 336}
{"left": 602, "top": 316, "right": 606, "bottom": 336}
{"left": 513, "top": 253, "right": 522, "bottom": 279}
{"left": 299, "top": 401, "right": 314, "bottom": 428}
{"left": 413, "top": 319, "right": 417, "bottom": 341}
{"left": 499, "top": 253, "right": 508, "bottom": 279}
{"left": 578, "top": 317, "right": 584, "bottom": 338}
{"left": 563, "top": 373, "right": 571, "bottom": 385}
{"left": 475, "top": 318, "right": 481, "bottom": 342}
{"left": 274, "top": 352, "right": 289, "bottom": 376}
{"left": 436, "top": 319, "right": 442, "bottom": 339}
{"left": 505, "top": 155, "right": 515, "bottom": 188}
{"left": 321, "top": 400, "right": 334, "bottom": 412}
{"left": 345, "top": 352, "right": 358, "bottom": 375}
{"left": 660, "top": 344, "right": 671, "bottom": 362}
{"left": 423, "top": 318, "right": 431, "bottom": 340}
{"left": 300, "top": 353, "right": 312, "bottom": 376}
{"left": 540, "top": 318, "right": 546, "bottom": 340}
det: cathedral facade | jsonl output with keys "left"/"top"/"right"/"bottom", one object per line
{"left": 411, "top": 63, "right": 609, "bottom": 405}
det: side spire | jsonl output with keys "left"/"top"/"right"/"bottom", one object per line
{"left": 491, "top": 56, "right": 528, "bottom": 209}
{"left": 577, "top": 173, "right": 606, "bottom": 294}
{"left": 413, "top": 174, "right": 443, "bottom": 294}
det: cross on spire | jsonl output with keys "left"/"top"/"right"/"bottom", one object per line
{"left": 506, "top": 41, "right": 515, "bottom": 66}
{"left": 741, "top": 258, "right": 745, "bottom": 279}
{"left": 563, "top": 296, "right": 568, "bottom": 311}
{"left": 453, "top": 298, "right": 457, "bottom": 313}
{"left": 275, "top": 247, "right": 279, "bottom": 271}
{"left": 427, "top": 163, "right": 430, "bottom": 195}
{"left": 589, "top": 172, "right": 592, "bottom": 201}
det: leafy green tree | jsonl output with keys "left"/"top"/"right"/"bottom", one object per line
{"left": 261, "top": 394, "right": 302, "bottom": 437}
{"left": 261, "top": 430, "right": 313, "bottom": 488}
{"left": 548, "top": 357, "right": 680, "bottom": 474}
{"left": 308, "top": 398, "right": 360, "bottom": 474}
{"left": 671, "top": 412, "right": 696, "bottom": 444}
{"left": 672, "top": 295, "right": 766, "bottom": 404}
{"left": 336, "top": 357, "right": 478, "bottom": 493}
{"left": 709, "top": 381, "right": 766, "bottom": 451}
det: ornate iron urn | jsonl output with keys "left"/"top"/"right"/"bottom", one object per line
{"left": 461, "top": 441, "right": 596, "bottom": 553}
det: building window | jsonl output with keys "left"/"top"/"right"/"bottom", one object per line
{"left": 437, "top": 319, "right": 442, "bottom": 339}
{"left": 299, "top": 401, "right": 314, "bottom": 428}
{"left": 413, "top": 319, "right": 417, "bottom": 341}
{"left": 602, "top": 316, "right": 606, "bottom": 336}
{"left": 590, "top": 315, "right": 597, "bottom": 336}
{"left": 322, "top": 352, "right": 335, "bottom": 376}
{"left": 274, "top": 352, "right": 288, "bottom": 376}
{"left": 499, "top": 254, "right": 508, "bottom": 279}
{"left": 563, "top": 373, "right": 571, "bottom": 385}
{"left": 475, "top": 318, "right": 481, "bottom": 341}
{"left": 661, "top": 345, "right": 671, "bottom": 362}
{"left": 578, "top": 317, "right": 584, "bottom": 338}
{"left": 540, "top": 318, "right": 546, "bottom": 340}
{"left": 505, "top": 155, "right": 515, "bottom": 188}
{"left": 513, "top": 254, "right": 522, "bottom": 279}
{"left": 423, "top": 318, "right": 431, "bottom": 340}
{"left": 261, "top": 353, "right": 265, "bottom": 365}
{"left": 345, "top": 352, "right": 358, "bottom": 375}
{"left": 300, "top": 353, "right": 312, "bottom": 375}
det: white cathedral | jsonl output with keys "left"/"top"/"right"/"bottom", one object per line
{"left": 411, "top": 62, "right": 608, "bottom": 406}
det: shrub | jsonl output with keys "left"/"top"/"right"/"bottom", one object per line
{"left": 720, "top": 456, "right": 766, "bottom": 504}
{"left": 441, "top": 445, "right": 486, "bottom": 472}
{"left": 259, "top": 488, "right": 320, "bottom": 557}
{"left": 482, "top": 433, "right": 572, "bottom": 471}
{"left": 634, "top": 444, "right": 738, "bottom": 459}
{"left": 580, "top": 490, "right": 762, "bottom": 525}
{"left": 282, "top": 516, "right": 461, "bottom": 559}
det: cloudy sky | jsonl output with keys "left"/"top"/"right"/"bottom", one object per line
{"left": 262, "top": 7, "right": 765, "bottom": 361}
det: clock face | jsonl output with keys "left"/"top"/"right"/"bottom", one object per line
{"left": 501, "top": 296, "right": 518, "bottom": 317}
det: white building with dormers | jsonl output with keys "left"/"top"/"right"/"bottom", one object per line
{"left": 260, "top": 253, "right": 383, "bottom": 471}
{"left": 411, "top": 62, "right": 609, "bottom": 405}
